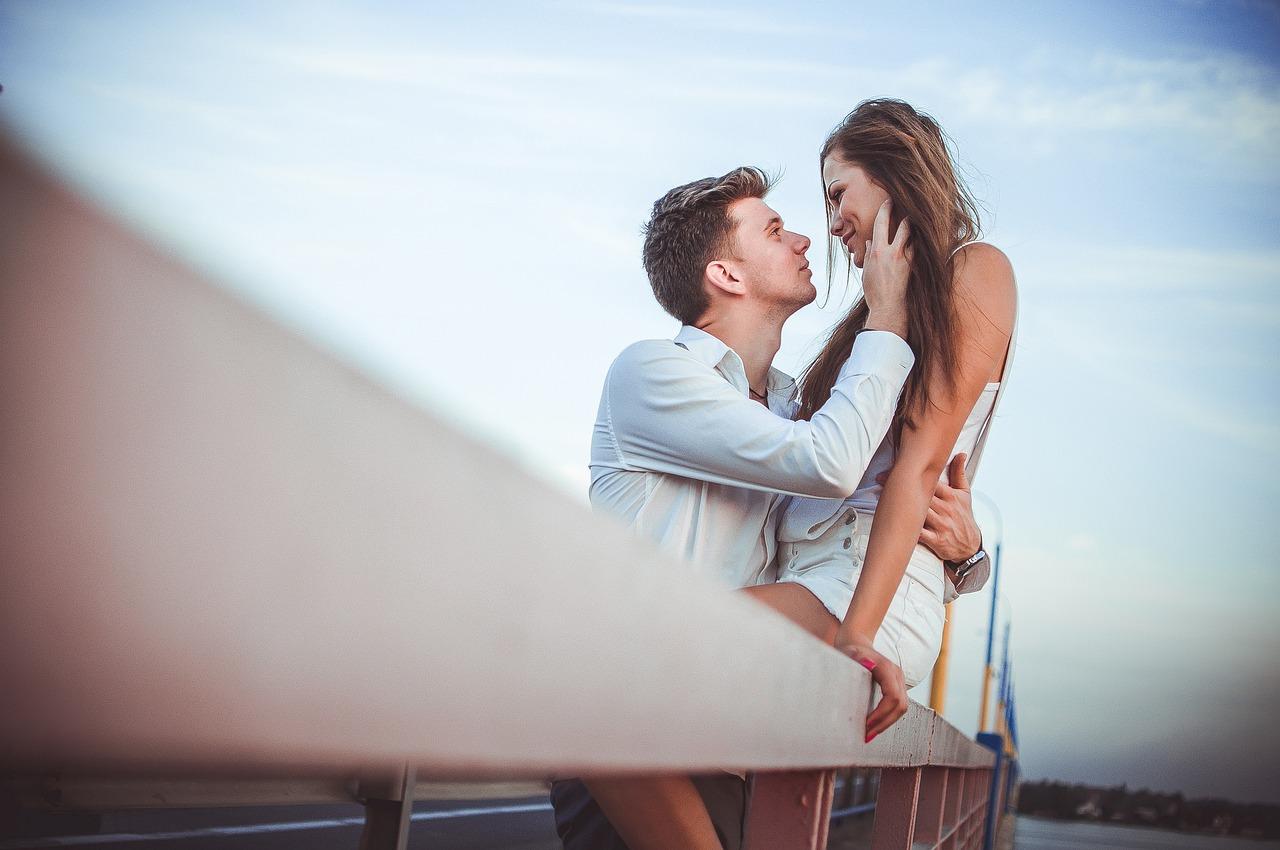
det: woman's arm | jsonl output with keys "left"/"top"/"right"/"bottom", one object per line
{"left": 837, "top": 243, "right": 1016, "bottom": 739}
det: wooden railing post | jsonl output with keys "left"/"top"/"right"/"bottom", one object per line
{"left": 744, "top": 769, "right": 836, "bottom": 850}
{"left": 357, "top": 764, "right": 415, "bottom": 850}
{"left": 942, "top": 767, "right": 963, "bottom": 850}
{"left": 913, "top": 765, "right": 948, "bottom": 846}
{"left": 870, "top": 766, "right": 921, "bottom": 849}
{"left": 974, "top": 768, "right": 993, "bottom": 849}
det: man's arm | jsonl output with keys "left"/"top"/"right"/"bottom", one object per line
{"left": 599, "top": 329, "right": 912, "bottom": 500}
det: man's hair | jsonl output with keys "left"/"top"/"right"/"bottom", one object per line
{"left": 641, "top": 166, "right": 775, "bottom": 325}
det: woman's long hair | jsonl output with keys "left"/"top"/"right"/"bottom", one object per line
{"left": 797, "top": 99, "right": 981, "bottom": 433}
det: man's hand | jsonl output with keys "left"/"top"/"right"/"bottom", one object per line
{"left": 878, "top": 453, "right": 981, "bottom": 565}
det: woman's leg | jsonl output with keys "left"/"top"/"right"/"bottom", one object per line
{"left": 575, "top": 584, "right": 837, "bottom": 850}
{"left": 583, "top": 775, "right": 723, "bottom": 850}
{"left": 741, "top": 582, "right": 841, "bottom": 644}
{"left": 578, "top": 583, "right": 844, "bottom": 850}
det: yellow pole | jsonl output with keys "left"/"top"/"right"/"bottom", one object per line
{"left": 928, "top": 602, "right": 954, "bottom": 713}
{"left": 977, "top": 665, "right": 993, "bottom": 732}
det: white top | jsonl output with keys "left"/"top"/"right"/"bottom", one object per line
{"left": 844, "top": 383, "right": 1000, "bottom": 513}
{"left": 589, "top": 325, "right": 914, "bottom": 587}
{"left": 780, "top": 241, "right": 1018, "bottom": 543}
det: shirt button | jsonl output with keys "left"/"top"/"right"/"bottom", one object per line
{"left": 843, "top": 537, "right": 852, "bottom": 550}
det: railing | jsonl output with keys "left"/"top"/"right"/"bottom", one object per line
{"left": 0, "top": 130, "right": 1014, "bottom": 850}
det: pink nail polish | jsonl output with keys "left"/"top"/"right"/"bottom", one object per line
{"left": 859, "top": 658, "right": 876, "bottom": 671}
{"left": 865, "top": 733, "right": 877, "bottom": 744}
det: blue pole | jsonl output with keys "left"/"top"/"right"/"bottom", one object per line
{"left": 999, "top": 622, "right": 1012, "bottom": 707}
{"left": 984, "top": 542, "right": 1002, "bottom": 670}
{"left": 1008, "top": 683, "right": 1019, "bottom": 750}
{"left": 1004, "top": 677, "right": 1019, "bottom": 816}
{"left": 977, "top": 732, "right": 1004, "bottom": 850}
{"left": 979, "top": 540, "right": 1002, "bottom": 730}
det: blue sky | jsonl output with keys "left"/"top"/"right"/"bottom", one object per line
{"left": 2, "top": 0, "right": 1277, "bottom": 803}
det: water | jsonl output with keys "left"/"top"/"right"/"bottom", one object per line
{"left": 1015, "top": 816, "right": 1280, "bottom": 849}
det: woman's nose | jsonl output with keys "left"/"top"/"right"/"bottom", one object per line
{"left": 829, "top": 213, "right": 846, "bottom": 238}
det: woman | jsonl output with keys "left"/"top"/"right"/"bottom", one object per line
{"left": 748, "top": 97, "right": 1017, "bottom": 744}
{"left": 589, "top": 99, "right": 1017, "bottom": 850}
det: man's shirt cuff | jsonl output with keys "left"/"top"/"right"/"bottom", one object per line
{"left": 836, "top": 330, "right": 915, "bottom": 384}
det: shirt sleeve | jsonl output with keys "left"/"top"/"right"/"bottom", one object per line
{"left": 600, "top": 331, "right": 914, "bottom": 499}
{"left": 951, "top": 553, "right": 991, "bottom": 598}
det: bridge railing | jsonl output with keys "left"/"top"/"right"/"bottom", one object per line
{"left": 0, "top": 130, "right": 1008, "bottom": 850}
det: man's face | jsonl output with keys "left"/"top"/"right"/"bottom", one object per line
{"left": 722, "top": 197, "right": 815, "bottom": 313}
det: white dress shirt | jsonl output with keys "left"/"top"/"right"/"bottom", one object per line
{"left": 589, "top": 325, "right": 914, "bottom": 588}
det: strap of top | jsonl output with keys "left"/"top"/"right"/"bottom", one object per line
{"left": 949, "top": 241, "right": 1018, "bottom": 483}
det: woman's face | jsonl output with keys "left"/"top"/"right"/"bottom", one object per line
{"left": 822, "top": 153, "right": 890, "bottom": 269}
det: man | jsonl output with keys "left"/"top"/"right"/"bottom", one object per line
{"left": 552, "top": 167, "right": 988, "bottom": 850}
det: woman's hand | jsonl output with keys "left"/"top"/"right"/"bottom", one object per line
{"left": 835, "top": 634, "right": 908, "bottom": 742}
{"left": 862, "top": 198, "right": 912, "bottom": 337}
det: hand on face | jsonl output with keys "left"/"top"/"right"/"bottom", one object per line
{"left": 858, "top": 198, "right": 912, "bottom": 317}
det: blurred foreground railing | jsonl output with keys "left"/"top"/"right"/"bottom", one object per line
{"left": 0, "top": 130, "right": 1013, "bottom": 849}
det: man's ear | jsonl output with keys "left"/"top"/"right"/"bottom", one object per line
{"left": 705, "top": 260, "right": 747, "bottom": 297}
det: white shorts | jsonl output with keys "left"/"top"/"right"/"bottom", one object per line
{"left": 775, "top": 507, "right": 946, "bottom": 689}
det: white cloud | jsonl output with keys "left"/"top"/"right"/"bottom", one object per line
{"left": 1038, "top": 312, "right": 1280, "bottom": 454}
{"left": 266, "top": 46, "right": 595, "bottom": 87}
{"left": 252, "top": 30, "right": 1280, "bottom": 177}
{"left": 559, "top": 1, "right": 850, "bottom": 37}
{"left": 79, "top": 82, "right": 285, "bottom": 146}
{"left": 1066, "top": 532, "right": 1096, "bottom": 552}
{"left": 947, "top": 49, "right": 1280, "bottom": 169}
{"left": 1028, "top": 245, "right": 1280, "bottom": 294}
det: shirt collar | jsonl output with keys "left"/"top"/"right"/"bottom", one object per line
{"left": 673, "top": 325, "right": 796, "bottom": 395}
{"left": 673, "top": 325, "right": 732, "bottom": 369}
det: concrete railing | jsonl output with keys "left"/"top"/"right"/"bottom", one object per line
{"left": 0, "top": 131, "right": 998, "bottom": 850}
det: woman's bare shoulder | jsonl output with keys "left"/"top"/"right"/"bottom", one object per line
{"left": 952, "top": 241, "right": 1015, "bottom": 332}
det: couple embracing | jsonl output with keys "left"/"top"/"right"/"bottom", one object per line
{"left": 552, "top": 98, "right": 1018, "bottom": 850}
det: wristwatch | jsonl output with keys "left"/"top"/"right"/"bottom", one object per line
{"left": 946, "top": 545, "right": 988, "bottom": 584}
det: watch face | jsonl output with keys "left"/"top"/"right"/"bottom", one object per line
{"left": 955, "top": 550, "right": 985, "bottom": 574}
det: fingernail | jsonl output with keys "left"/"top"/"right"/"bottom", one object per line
{"left": 865, "top": 733, "right": 877, "bottom": 744}
{"left": 859, "top": 658, "right": 876, "bottom": 671}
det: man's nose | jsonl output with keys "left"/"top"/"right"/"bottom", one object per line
{"left": 795, "top": 232, "right": 812, "bottom": 253}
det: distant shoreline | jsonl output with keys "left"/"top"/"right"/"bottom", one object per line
{"left": 1017, "top": 780, "right": 1279, "bottom": 841}
{"left": 1020, "top": 814, "right": 1279, "bottom": 843}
